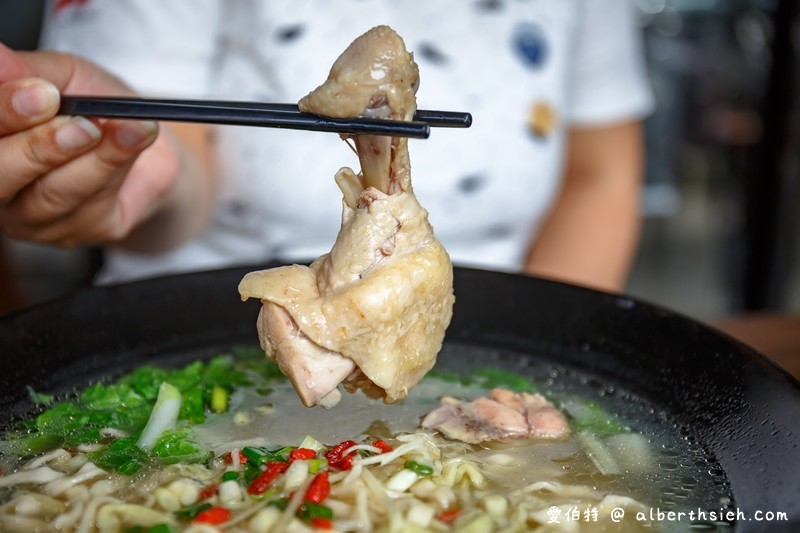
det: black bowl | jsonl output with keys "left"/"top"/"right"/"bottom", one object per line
{"left": 1, "top": 266, "right": 798, "bottom": 531}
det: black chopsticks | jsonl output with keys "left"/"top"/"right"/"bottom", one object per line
{"left": 58, "top": 96, "right": 472, "bottom": 139}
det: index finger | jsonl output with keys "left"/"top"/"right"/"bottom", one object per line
{"left": 2, "top": 44, "right": 83, "bottom": 93}
{"left": 0, "top": 42, "right": 37, "bottom": 82}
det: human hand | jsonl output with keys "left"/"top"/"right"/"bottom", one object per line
{"left": 0, "top": 43, "right": 179, "bottom": 247}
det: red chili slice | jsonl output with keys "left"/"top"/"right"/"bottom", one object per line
{"left": 437, "top": 508, "right": 461, "bottom": 524}
{"left": 324, "top": 440, "right": 356, "bottom": 464}
{"left": 324, "top": 440, "right": 357, "bottom": 470}
{"left": 339, "top": 453, "right": 354, "bottom": 471}
{"left": 304, "top": 472, "right": 330, "bottom": 503}
{"left": 223, "top": 450, "right": 248, "bottom": 465}
{"left": 372, "top": 440, "right": 393, "bottom": 454}
{"left": 247, "top": 461, "right": 289, "bottom": 495}
{"left": 198, "top": 483, "right": 219, "bottom": 500}
{"left": 289, "top": 447, "right": 317, "bottom": 463}
{"left": 194, "top": 506, "right": 231, "bottom": 524}
{"left": 310, "top": 517, "right": 333, "bottom": 529}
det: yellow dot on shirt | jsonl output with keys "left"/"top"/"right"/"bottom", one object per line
{"left": 528, "top": 101, "right": 557, "bottom": 139}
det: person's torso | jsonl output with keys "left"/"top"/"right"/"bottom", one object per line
{"left": 200, "top": 0, "right": 578, "bottom": 272}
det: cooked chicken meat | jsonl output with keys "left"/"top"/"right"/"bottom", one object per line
{"left": 238, "top": 26, "right": 454, "bottom": 407}
{"left": 421, "top": 388, "right": 570, "bottom": 443}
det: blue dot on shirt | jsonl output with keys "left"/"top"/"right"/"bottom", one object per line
{"left": 457, "top": 174, "right": 486, "bottom": 194}
{"left": 512, "top": 23, "right": 548, "bottom": 68}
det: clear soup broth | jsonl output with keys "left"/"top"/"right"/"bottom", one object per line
{"left": 0, "top": 344, "right": 734, "bottom": 532}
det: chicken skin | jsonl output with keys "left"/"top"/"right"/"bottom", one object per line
{"left": 239, "top": 26, "right": 454, "bottom": 407}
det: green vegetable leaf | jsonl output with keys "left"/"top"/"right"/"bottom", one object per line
{"left": 201, "top": 356, "right": 251, "bottom": 391}
{"left": 164, "top": 361, "right": 204, "bottom": 392}
{"left": 230, "top": 345, "right": 266, "bottom": 360}
{"left": 6, "top": 432, "right": 64, "bottom": 456}
{"left": 563, "top": 400, "right": 627, "bottom": 437}
{"left": 425, "top": 366, "right": 537, "bottom": 392}
{"left": 89, "top": 437, "right": 148, "bottom": 475}
{"left": 425, "top": 369, "right": 473, "bottom": 386}
{"left": 179, "top": 387, "right": 206, "bottom": 424}
{"left": 118, "top": 366, "right": 169, "bottom": 400}
{"left": 7, "top": 346, "right": 289, "bottom": 475}
{"left": 80, "top": 383, "right": 146, "bottom": 410}
{"left": 33, "top": 402, "right": 148, "bottom": 445}
{"left": 474, "top": 368, "right": 536, "bottom": 392}
{"left": 27, "top": 386, "right": 54, "bottom": 405}
{"left": 150, "top": 429, "right": 207, "bottom": 464}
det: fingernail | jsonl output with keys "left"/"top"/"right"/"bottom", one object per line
{"left": 12, "top": 81, "right": 60, "bottom": 117}
{"left": 55, "top": 116, "right": 101, "bottom": 151}
{"left": 116, "top": 120, "right": 158, "bottom": 148}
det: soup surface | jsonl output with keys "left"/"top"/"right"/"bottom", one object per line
{"left": 0, "top": 345, "right": 734, "bottom": 532}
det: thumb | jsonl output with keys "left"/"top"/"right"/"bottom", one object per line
{"left": 0, "top": 42, "right": 37, "bottom": 82}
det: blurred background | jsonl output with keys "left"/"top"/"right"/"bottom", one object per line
{"left": 1, "top": 0, "right": 798, "bottom": 330}
{"left": 628, "top": 0, "right": 800, "bottom": 321}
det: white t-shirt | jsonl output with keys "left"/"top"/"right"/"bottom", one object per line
{"left": 41, "top": 0, "right": 653, "bottom": 283}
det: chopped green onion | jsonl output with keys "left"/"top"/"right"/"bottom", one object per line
{"left": 244, "top": 463, "right": 263, "bottom": 484}
{"left": 242, "top": 446, "right": 293, "bottom": 465}
{"left": 267, "top": 497, "right": 289, "bottom": 511}
{"left": 270, "top": 446, "right": 293, "bottom": 462}
{"left": 174, "top": 502, "right": 212, "bottom": 520}
{"left": 211, "top": 386, "right": 228, "bottom": 414}
{"left": 308, "top": 458, "right": 328, "bottom": 474}
{"left": 300, "top": 502, "right": 334, "bottom": 520}
{"left": 146, "top": 525, "right": 175, "bottom": 533}
{"left": 404, "top": 460, "right": 433, "bottom": 476}
{"left": 221, "top": 471, "right": 239, "bottom": 482}
{"left": 250, "top": 487, "right": 278, "bottom": 501}
{"left": 299, "top": 435, "right": 326, "bottom": 454}
{"left": 242, "top": 446, "right": 270, "bottom": 465}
